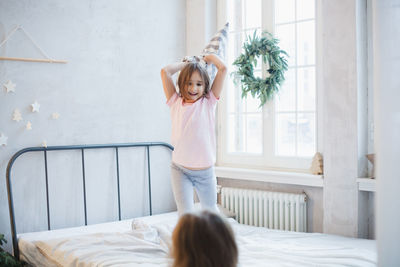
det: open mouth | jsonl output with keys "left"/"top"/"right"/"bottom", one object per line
{"left": 188, "top": 92, "right": 198, "bottom": 97}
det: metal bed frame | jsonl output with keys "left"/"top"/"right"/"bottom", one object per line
{"left": 6, "top": 142, "right": 173, "bottom": 259}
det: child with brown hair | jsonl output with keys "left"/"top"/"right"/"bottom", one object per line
{"left": 171, "top": 210, "right": 238, "bottom": 267}
{"left": 160, "top": 54, "right": 227, "bottom": 215}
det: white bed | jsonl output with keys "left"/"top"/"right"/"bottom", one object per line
{"left": 18, "top": 210, "right": 376, "bottom": 267}
{"left": 7, "top": 143, "right": 377, "bottom": 266}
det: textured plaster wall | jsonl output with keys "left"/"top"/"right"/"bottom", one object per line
{"left": 186, "top": 0, "right": 217, "bottom": 56}
{"left": 322, "top": 0, "right": 359, "bottom": 237}
{"left": 322, "top": 0, "right": 369, "bottom": 238}
{"left": 0, "top": 0, "right": 185, "bottom": 252}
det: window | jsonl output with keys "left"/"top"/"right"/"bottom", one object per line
{"left": 218, "top": 0, "right": 319, "bottom": 171}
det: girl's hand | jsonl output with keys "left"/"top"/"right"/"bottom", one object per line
{"left": 203, "top": 54, "right": 225, "bottom": 71}
{"left": 202, "top": 54, "right": 213, "bottom": 64}
{"left": 161, "top": 61, "right": 187, "bottom": 101}
{"left": 204, "top": 54, "right": 227, "bottom": 99}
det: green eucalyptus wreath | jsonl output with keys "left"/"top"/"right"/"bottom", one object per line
{"left": 232, "top": 31, "right": 288, "bottom": 107}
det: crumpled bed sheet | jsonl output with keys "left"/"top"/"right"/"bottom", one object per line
{"left": 18, "top": 211, "right": 376, "bottom": 267}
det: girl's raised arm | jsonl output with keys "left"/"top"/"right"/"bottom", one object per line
{"left": 203, "top": 54, "right": 227, "bottom": 99}
{"left": 160, "top": 62, "right": 187, "bottom": 101}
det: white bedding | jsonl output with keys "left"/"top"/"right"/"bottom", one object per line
{"left": 18, "top": 211, "right": 376, "bottom": 267}
{"left": 18, "top": 212, "right": 177, "bottom": 267}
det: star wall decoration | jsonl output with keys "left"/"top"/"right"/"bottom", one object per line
{"left": 31, "top": 101, "right": 40, "bottom": 113}
{"left": 26, "top": 121, "right": 32, "bottom": 130}
{"left": 0, "top": 133, "right": 8, "bottom": 146}
{"left": 52, "top": 112, "right": 60, "bottom": 119}
{"left": 4, "top": 80, "right": 16, "bottom": 93}
{"left": 42, "top": 140, "right": 47, "bottom": 147}
{"left": 12, "top": 109, "right": 23, "bottom": 122}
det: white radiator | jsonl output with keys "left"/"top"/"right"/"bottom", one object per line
{"left": 221, "top": 187, "right": 307, "bottom": 232}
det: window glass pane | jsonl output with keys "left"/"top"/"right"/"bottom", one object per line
{"left": 244, "top": 0, "right": 261, "bottom": 29}
{"left": 275, "top": 24, "right": 296, "bottom": 66}
{"left": 245, "top": 94, "right": 262, "bottom": 113}
{"left": 239, "top": 91, "right": 247, "bottom": 113}
{"left": 297, "top": 113, "right": 315, "bottom": 157}
{"left": 275, "top": 68, "right": 295, "bottom": 112}
{"left": 297, "top": 67, "right": 315, "bottom": 111}
{"left": 228, "top": 32, "right": 241, "bottom": 66}
{"left": 229, "top": 0, "right": 243, "bottom": 31}
{"left": 297, "top": 0, "right": 315, "bottom": 20}
{"left": 297, "top": 20, "right": 315, "bottom": 65}
{"left": 228, "top": 85, "right": 246, "bottom": 114}
{"left": 275, "top": 0, "right": 295, "bottom": 24}
{"left": 227, "top": 79, "right": 236, "bottom": 113}
{"left": 275, "top": 113, "right": 296, "bottom": 156}
{"left": 228, "top": 114, "right": 245, "bottom": 153}
{"left": 228, "top": 30, "right": 246, "bottom": 114}
{"left": 246, "top": 114, "right": 263, "bottom": 153}
{"left": 228, "top": 31, "right": 241, "bottom": 111}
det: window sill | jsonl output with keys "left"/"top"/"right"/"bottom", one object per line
{"left": 215, "top": 166, "right": 324, "bottom": 187}
{"left": 357, "top": 178, "right": 376, "bottom": 192}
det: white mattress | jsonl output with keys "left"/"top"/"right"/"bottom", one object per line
{"left": 18, "top": 211, "right": 376, "bottom": 267}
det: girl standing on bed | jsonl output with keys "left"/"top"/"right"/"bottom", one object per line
{"left": 160, "top": 54, "right": 227, "bottom": 216}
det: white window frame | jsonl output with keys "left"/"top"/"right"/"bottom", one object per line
{"left": 216, "top": 0, "right": 323, "bottom": 172}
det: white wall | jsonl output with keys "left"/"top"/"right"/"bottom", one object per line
{"left": 186, "top": 0, "right": 216, "bottom": 56}
{"left": 373, "top": 0, "right": 400, "bottom": 265}
{"left": 0, "top": 0, "right": 185, "bottom": 252}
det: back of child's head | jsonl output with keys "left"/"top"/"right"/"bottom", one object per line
{"left": 171, "top": 210, "right": 238, "bottom": 267}
{"left": 177, "top": 60, "right": 211, "bottom": 97}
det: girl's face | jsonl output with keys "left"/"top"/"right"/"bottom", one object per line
{"left": 182, "top": 71, "right": 205, "bottom": 103}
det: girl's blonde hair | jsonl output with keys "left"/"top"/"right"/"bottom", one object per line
{"left": 177, "top": 61, "right": 211, "bottom": 97}
{"left": 171, "top": 210, "right": 238, "bottom": 267}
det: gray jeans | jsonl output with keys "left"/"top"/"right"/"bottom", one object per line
{"left": 170, "top": 163, "right": 218, "bottom": 216}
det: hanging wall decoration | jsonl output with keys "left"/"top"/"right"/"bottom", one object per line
{"left": 31, "top": 101, "right": 40, "bottom": 113}
{"left": 26, "top": 121, "right": 32, "bottom": 130}
{"left": 366, "top": 154, "right": 375, "bottom": 178}
{"left": 4, "top": 80, "right": 16, "bottom": 93}
{"left": 0, "top": 133, "right": 8, "bottom": 146}
{"left": 0, "top": 25, "right": 67, "bottom": 64}
{"left": 42, "top": 140, "right": 47, "bottom": 147}
{"left": 1, "top": 25, "right": 66, "bottom": 147}
{"left": 52, "top": 112, "right": 60, "bottom": 119}
{"left": 12, "top": 109, "right": 22, "bottom": 122}
{"left": 232, "top": 31, "right": 288, "bottom": 107}
{"left": 310, "top": 152, "right": 324, "bottom": 175}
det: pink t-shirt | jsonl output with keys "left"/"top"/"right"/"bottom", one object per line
{"left": 167, "top": 91, "right": 218, "bottom": 168}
